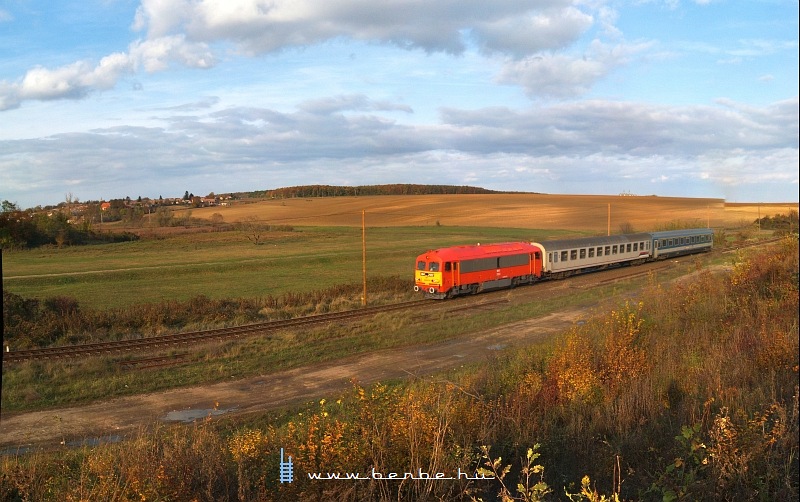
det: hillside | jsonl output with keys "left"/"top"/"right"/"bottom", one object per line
{"left": 188, "top": 192, "right": 798, "bottom": 234}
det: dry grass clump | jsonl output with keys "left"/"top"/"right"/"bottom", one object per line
{"left": 4, "top": 276, "right": 412, "bottom": 349}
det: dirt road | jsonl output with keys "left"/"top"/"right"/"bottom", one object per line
{"left": 0, "top": 309, "right": 586, "bottom": 450}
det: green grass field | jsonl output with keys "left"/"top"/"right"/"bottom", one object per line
{"left": 2, "top": 226, "right": 581, "bottom": 310}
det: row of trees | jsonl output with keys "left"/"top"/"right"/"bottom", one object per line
{"left": 251, "top": 184, "right": 508, "bottom": 199}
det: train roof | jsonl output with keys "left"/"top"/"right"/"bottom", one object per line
{"left": 649, "top": 228, "right": 713, "bottom": 239}
{"left": 418, "top": 242, "right": 539, "bottom": 261}
{"left": 531, "top": 233, "right": 652, "bottom": 252}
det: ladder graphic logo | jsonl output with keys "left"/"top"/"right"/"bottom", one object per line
{"left": 279, "top": 448, "right": 294, "bottom": 483}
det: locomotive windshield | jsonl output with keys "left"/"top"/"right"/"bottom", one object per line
{"left": 417, "top": 260, "right": 441, "bottom": 271}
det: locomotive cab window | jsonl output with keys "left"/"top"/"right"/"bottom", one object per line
{"left": 417, "top": 261, "right": 426, "bottom": 270}
{"left": 429, "top": 262, "right": 439, "bottom": 272}
{"left": 444, "top": 262, "right": 452, "bottom": 272}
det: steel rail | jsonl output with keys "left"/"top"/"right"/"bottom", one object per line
{"left": 5, "top": 299, "right": 429, "bottom": 363}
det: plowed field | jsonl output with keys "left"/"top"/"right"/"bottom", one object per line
{"left": 188, "top": 193, "right": 797, "bottom": 232}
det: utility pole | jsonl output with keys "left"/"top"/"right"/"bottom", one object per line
{"left": 362, "top": 210, "right": 367, "bottom": 306}
{"left": 607, "top": 203, "right": 611, "bottom": 236}
{"left": 757, "top": 203, "right": 761, "bottom": 232}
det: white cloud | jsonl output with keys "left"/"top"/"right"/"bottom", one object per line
{"left": 3, "top": 0, "right": 607, "bottom": 110}
{"left": 471, "top": 6, "right": 594, "bottom": 57}
{"left": 0, "top": 35, "right": 215, "bottom": 110}
{"left": 496, "top": 40, "right": 654, "bottom": 99}
{"left": 129, "top": 35, "right": 215, "bottom": 72}
{"left": 131, "top": 0, "right": 590, "bottom": 56}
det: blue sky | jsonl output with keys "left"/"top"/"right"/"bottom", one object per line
{"left": 1, "top": 0, "right": 797, "bottom": 209}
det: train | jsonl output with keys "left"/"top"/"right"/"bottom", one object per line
{"left": 413, "top": 228, "right": 714, "bottom": 299}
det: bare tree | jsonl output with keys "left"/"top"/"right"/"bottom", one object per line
{"left": 241, "top": 216, "right": 265, "bottom": 245}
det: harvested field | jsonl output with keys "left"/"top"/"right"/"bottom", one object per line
{"left": 186, "top": 193, "right": 798, "bottom": 233}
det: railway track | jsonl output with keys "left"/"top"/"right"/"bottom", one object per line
{"left": 3, "top": 299, "right": 431, "bottom": 363}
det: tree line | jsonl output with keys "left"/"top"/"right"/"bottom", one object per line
{"left": 754, "top": 210, "right": 798, "bottom": 231}
{"left": 249, "top": 184, "right": 511, "bottom": 199}
{"left": 0, "top": 201, "right": 137, "bottom": 249}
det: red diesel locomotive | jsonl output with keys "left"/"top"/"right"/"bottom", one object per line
{"left": 414, "top": 242, "right": 542, "bottom": 299}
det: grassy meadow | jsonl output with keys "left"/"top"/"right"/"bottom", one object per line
{"left": 3, "top": 225, "right": 578, "bottom": 310}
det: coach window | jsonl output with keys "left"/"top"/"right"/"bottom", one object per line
{"left": 570, "top": 250, "right": 577, "bottom": 260}
{"left": 580, "top": 249, "right": 586, "bottom": 259}
{"left": 612, "top": 245, "right": 618, "bottom": 254}
{"left": 626, "top": 244, "right": 632, "bottom": 252}
{"left": 633, "top": 243, "right": 638, "bottom": 252}
{"left": 588, "top": 248, "right": 595, "bottom": 258}
{"left": 597, "top": 247, "right": 603, "bottom": 256}
{"left": 561, "top": 250, "right": 568, "bottom": 261}
{"left": 605, "top": 246, "right": 611, "bottom": 255}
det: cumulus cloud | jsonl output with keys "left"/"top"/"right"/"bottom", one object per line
{"left": 0, "top": 35, "right": 215, "bottom": 111}
{"left": 2, "top": 0, "right": 616, "bottom": 110}
{"left": 472, "top": 6, "right": 594, "bottom": 57}
{"left": 129, "top": 35, "right": 216, "bottom": 72}
{"left": 0, "top": 53, "right": 131, "bottom": 110}
{"left": 132, "top": 0, "right": 588, "bottom": 55}
{"left": 497, "top": 40, "right": 654, "bottom": 98}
